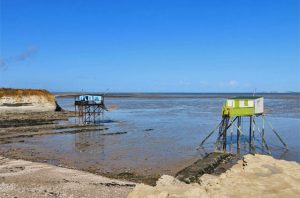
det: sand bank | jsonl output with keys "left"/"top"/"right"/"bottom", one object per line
{"left": 0, "top": 156, "right": 135, "bottom": 198}
{"left": 128, "top": 154, "right": 300, "bottom": 198}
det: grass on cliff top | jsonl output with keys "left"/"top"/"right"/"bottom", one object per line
{"left": 0, "top": 88, "right": 55, "bottom": 102}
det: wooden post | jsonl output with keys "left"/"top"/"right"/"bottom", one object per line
{"left": 249, "top": 116, "right": 253, "bottom": 153}
{"left": 262, "top": 115, "right": 265, "bottom": 152}
{"left": 75, "top": 97, "right": 77, "bottom": 116}
{"left": 252, "top": 116, "right": 255, "bottom": 152}
{"left": 222, "top": 117, "right": 229, "bottom": 151}
{"left": 223, "top": 127, "right": 227, "bottom": 151}
{"left": 230, "top": 122, "right": 233, "bottom": 153}
{"left": 102, "top": 109, "right": 104, "bottom": 124}
{"left": 266, "top": 118, "right": 288, "bottom": 150}
{"left": 200, "top": 121, "right": 222, "bottom": 149}
{"left": 237, "top": 116, "right": 241, "bottom": 153}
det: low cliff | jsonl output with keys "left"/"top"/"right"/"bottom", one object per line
{"left": 0, "top": 88, "right": 58, "bottom": 113}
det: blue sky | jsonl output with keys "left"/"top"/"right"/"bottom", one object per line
{"left": 0, "top": 0, "right": 299, "bottom": 92}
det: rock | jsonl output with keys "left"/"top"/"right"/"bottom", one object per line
{"left": 175, "top": 152, "right": 233, "bottom": 184}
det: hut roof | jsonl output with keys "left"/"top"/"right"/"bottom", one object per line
{"left": 230, "top": 96, "right": 262, "bottom": 100}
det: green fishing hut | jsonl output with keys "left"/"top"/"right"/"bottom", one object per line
{"left": 222, "top": 96, "right": 264, "bottom": 117}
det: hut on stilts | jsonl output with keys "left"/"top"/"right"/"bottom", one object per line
{"left": 75, "top": 94, "right": 107, "bottom": 124}
{"left": 199, "top": 96, "right": 288, "bottom": 154}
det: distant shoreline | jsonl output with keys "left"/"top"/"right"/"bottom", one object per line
{"left": 54, "top": 92, "right": 300, "bottom": 99}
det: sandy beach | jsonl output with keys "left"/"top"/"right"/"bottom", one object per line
{"left": 128, "top": 154, "right": 300, "bottom": 198}
{"left": 1, "top": 154, "right": 299, "bottom": 197}
{"left": 0, "top": 156, "right": 135, "bottom": 198}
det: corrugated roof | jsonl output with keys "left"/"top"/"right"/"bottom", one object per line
{"left": 230, "top": 96, "right": 262, "bottom": 99}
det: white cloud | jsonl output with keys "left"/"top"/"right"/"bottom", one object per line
{"left": 228, "top": 80, "right": 238, "bottom": 86}
{"left": 220, "top": 80, "right": 239, "bottom": 87}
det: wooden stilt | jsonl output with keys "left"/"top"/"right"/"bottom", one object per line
{"left": 252, "top": 116, "right": 255, "bottom": 152}
{"left": 222, "top": 117, "right": 229, "bottom": 151}
{"left": 230, "top": 122, "right": 233, "bottom": 153}
{"left": 262, "top": 115, "right": 265, "bottom": 152}
{"left": 253, "top": 118, "right": 271, "bottom": 155}
{"left": 249, "top": 116, "right": 253, "bottom": 152}
{"left": 266, "top": 117, "right": 288, "bottom": 150}
{"left": 233, "top": 121, "right": 256, "bottom": 153}
{"left": 237, "top": 116, "right": 241, "bottom": 153}
{"left": 243, "top": 123, "right": 247, "bottom": 151}
{"left": 199, "top": 121, "right": 222, "bottom": 148}
{"left": 217, "top": 118, "right": 224, "bottom": 150}
{"left": 198, "top": 96, "right": 288, "bottom": 156}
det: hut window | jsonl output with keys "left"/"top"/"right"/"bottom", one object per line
{"left": 248, "top": 100, "right": 254, "bottom": 107}
{"left": 240, "top": 100, "right": 245, "bottom": 107}
{"left": 227, "top": 100, "right": 233, "bottom": 107}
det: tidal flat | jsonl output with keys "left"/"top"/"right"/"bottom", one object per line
{"left": 0, "top": 93, "right": 299, "bottom": 185}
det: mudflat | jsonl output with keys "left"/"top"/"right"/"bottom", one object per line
{"left": 1, "top": 111, "right": 299, "bottom": 197}
{"left": 0, "top": 111, "right": 165, "bottom": 185}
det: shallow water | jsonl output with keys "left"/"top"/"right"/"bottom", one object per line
{"left": 1, "top": 94, "right": 300, "bottom": 177}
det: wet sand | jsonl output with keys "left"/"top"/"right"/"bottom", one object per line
{"left": 1, "top": 97, "right": 300, "bottom": 185}
{"left": 0, "top": 156, "right": 135, "bottom": 198}
{"left": 0, "top": 111, "right": 189, "bottom": 185}
{"left": 1, "top": 110, "right": 299, "bottom": 197}
{"left": 128, "top": 154, "right": 300, "bottom": 198}
{"left": 1, "top": 93, "right": 299, "bottom": 189}
{"left": 1, "top": 152, "right": 299, "bottom": 198}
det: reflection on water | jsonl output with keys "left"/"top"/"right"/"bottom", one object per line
{"left": 60, "top": 94, "right": 300, "bottom": 163}
{"left": 1, "top": 94, "right": 300, "bottom": 176}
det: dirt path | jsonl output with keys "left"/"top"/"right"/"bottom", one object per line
{"left": 0, "top": 156, "right": 135, "bottom": 198}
